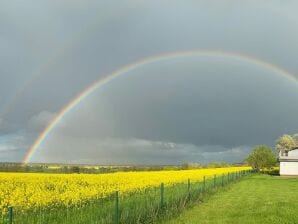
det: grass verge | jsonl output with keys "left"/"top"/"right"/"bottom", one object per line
{"left": 165, "top": 174, "right": 298, "bottom": 224}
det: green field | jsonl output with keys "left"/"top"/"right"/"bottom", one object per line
{"left": 166, "top": 174, "right": 298, "bottom": 224}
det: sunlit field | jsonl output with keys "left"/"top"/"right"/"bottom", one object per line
{"left": 0, "top": 167, "right": 249, "bottom": 210}
{"left": 0, "top": 167, "right": 250, "bottom": 223}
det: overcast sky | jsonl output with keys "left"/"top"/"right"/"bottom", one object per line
{"left": 1, "top": 0, "right": 298, "bottom": 165}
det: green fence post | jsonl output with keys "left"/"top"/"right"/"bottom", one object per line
{"left": 213, "top": 175, "right": 216, "bottom": 188}
{"left": 160, "top": 183, "right": 164, "bottom": 208}
{"left": 203, "top": 176, "right": 206, "bottom": 192}
{"left": 221, "top": 174, "right": 224, "bottom": 187}
{"left": 114, "top": 191, "right": 119, "bottom": 224}
{"left": 8, "top": 206, "right": 13, "bottom": 224}
{"left": 228, "top": 172, "right": 230, "bottom": 182}
{"left": 188, "top": 178, "right": 191, "bottom": 197}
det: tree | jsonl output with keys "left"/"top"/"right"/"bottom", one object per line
{"left": 245, "top": 145, "right": 277, "bottom": 171}
{"left": 70, "top": 166, "right": 80, "bottom": 174}
{"left": 275, "top": 134, "right": 298, "bottom": 155}
{"left": 293, "top": 134, "right": 298, "bottom": 143}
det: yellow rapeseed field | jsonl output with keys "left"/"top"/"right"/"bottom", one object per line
{"left": 0, "top": 167, "right": 250, "bottom": 212}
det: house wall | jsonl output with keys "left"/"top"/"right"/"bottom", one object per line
{"left": 280, "top": 162, "right": 298, "bottom": 175}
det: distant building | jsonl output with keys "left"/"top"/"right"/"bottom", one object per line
{"left": 279, "top": 148, "right": 298, "bottom": 176}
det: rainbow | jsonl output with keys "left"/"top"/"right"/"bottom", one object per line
{"left": 23, "top": 49, "right": 298, "bottom": 163}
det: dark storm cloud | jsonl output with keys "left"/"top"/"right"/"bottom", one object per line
{"left": 73, "top": 59, "right": 298, "bottom": 137}
{"left": 33, "top": 58, "right": 298, "bottom": 164}
{"left": 0, "top": 0, "right": 298, "bottom": 163}
{"left": 33, "top": 136, "right": 250, "bottom": 165}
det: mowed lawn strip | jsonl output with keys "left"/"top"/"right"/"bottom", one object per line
{"left": 165, "top": 175, "right": 298, "bottom": 224}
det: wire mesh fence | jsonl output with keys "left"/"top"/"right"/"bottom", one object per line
{"left": 0, "top": 170, "right": 253, "bottom": 224}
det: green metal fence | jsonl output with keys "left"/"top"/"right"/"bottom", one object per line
{"left": 1, "top": 170, "right": 253, "bottom": 224}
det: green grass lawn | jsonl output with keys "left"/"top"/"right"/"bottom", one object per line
{"left": 165, "top": 174, "right": 298, "bottom": 224}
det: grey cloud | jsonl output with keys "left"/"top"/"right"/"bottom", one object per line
{"left": 202, "top": 146, "right": 251, "bottom": 163}
{"left": 28, "top": 57, "right": 298, "bottom": 164}
{"left": 51, "top": 59, "right": 298, "bottom": 146}
{"left": 0, "top": 1, "right": 298, "bottom": 163}
{"left": 0, "top": 146, "right": 20, "bottom": 154}
{"left": 32, "top": 135, "right": 252, "bottom": 165}
{"left": 0, "top": 134, "right": 26, "bottom": 160}
{"left": 32, "top": 136, "right": 226, "bottom": 165}
{"left": 27, "top": 111, "right": 56, "bottom": 132}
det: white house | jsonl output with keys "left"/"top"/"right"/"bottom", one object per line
{"left": 279, "top": 148, "right": 298, "bottom": 176}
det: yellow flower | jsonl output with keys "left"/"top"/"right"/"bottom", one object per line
{"left": 0, "top": 167, "right": 250, "bottom": 212}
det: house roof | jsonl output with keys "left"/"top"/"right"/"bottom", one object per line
{"left": 279, "top": 148, "right": 298, "bottom": 162}
{"left": 279, "top": 158, "right": 298, "bottom": 162}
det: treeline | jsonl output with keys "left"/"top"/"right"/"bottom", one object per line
{"left": 0, "top": 161, "right": 243, "bottom": 174}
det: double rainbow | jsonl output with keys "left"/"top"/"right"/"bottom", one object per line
{"left": 23, "top": 50, "right": 298, "bottom": 163}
